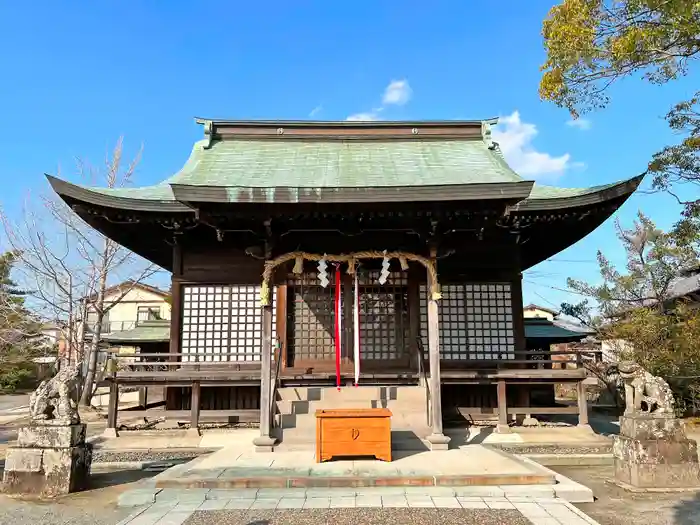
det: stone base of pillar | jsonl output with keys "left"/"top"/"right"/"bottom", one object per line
{"left": 2, "top": 424, "right": 92, "bottom": 497}
{"left": 576, "top": 423, "right": 594, "bottom": 433}
{"left": 522, "top": 416, "right": 539, "bottom": 427}
{"left": 185, "top": 428, "right": 201, "bottom": 438}
{"left": 495, "top": 424, "right": 512, "bottom": 434}
{"left": 426, "top": 433, "right": 451, "bottom": 451}
{"left": 102, "top": 428, "right": 119, "bottom": 439}
{"left": 253, "top": 435, "right": 277, "bottom": 453}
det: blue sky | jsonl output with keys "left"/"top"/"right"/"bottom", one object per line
{"left": 0, "top": 1, "right": 697, "bottom": 309}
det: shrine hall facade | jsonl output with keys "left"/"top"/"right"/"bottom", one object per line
{"left": 49, "top": 119, "right": 641, "bottom": 449}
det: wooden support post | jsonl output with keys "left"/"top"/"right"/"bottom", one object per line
{"left": 425, "top": 249, "right": 450, "bottom": 451}
{"left": 517, "top": 386, "right": 532, "bottom": 426}
{"left": 577, "top": 380, "right": 591, "bottom": 430}
{"left": 104, "top": 381, "right": 119, "bottom": 438}
{"left": 139, "top": 387, "right": 148, "bottom": 410}
{"left": 167, "top": 251, "right": 183, "bottom": 411}
{"left": 188, "top": 381, "right": 201, "bottom": 436}
{"left": 496, "top": 380, "right": 511, "bottom": 434}
{"left": 254, "top": 301, "right": 276, "bottom": 452}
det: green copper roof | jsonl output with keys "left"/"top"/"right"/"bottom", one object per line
{"left": 102, "top": 321, "right": 170, "bottom": 343}
{"left": 171, "top": 139, "right": 523, "bottom": 187}
{"left": 524, "top": 318, "right": 589, "bottom": 342}
{"left": 46, "top": 118, "right": 643, "bottom": 210}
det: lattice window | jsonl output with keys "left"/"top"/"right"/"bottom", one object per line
{"left": 420, "top": 282, "right": 515, "bottom": 360}
{"left": 287, "top": 272, "right": 337, "bottom": 363}
{"left": 181, "top": 285, "right": 276, "bottom": 362}
{"left": 358, "top": 270, "right": 409, "bottom": 361}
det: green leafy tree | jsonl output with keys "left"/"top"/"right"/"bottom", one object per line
{"left": 539, "top": 0, "right": 700, "bottom": 227}
{"left": 561, "top": 214, "right": 700, "bottom": 412}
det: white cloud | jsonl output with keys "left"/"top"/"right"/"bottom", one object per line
{"left": 346, "top": 112, "right": 380, "bottom": 121}
{"left": 345, "top": 79, "right": 411, "bottom": 120}
{"left": 309, "top": 105, "right": 323, "bottom": 118}
{"left": 566, "top": 117, "right": 592, "bottom": 130}
{"left": 382, "top": 79, "right": 412, "bottom": 106}
{"left": 492, "top": 111, "right": 580, "bottom": 179}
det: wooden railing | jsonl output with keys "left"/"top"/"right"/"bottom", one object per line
{"left": 101, "top": 347, "right": 585, "bottom": 378}
{"left": 102, "top": 350, "right": 263, "bottom": 379}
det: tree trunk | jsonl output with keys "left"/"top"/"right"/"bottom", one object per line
{"left": 79, "top": 242, "right": 110, "bottom": 407}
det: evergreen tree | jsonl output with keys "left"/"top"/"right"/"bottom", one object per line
{"left": 0, "top": 251, "right": 43, "bottom": 392}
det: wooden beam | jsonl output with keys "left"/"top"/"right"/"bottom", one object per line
{"left": 506, "top": 406, "right": 578, "bottom": 415}
{"left": 115, "top": 409, "right": 259, "bottom": 423}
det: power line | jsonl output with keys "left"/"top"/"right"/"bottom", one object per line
{"left": 545, "top": 258, "right": 599, "bottom": 264}
{"left": 531, "top": 290, "right": 560, "bottom": 309}
{"left": 523, "top": 279, "right": 589, "bottom": 297}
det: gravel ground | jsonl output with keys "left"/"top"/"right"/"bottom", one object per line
{"left": 489, "top": 443, "right": 613, "bottom": 455}
{"left": 552, "top": 465, "right": 700, "bottom": 525}
{"left": 184, "top": 508, "right": 530, "bottom": 525}
{"left": 0, "top": 495, "right": 130, "bottom": 525}
{"left": 0, "top": 467, "right": 155, "bottom": 525}
{"left": 92, "top": 448, "right": 215, "bottom": 463}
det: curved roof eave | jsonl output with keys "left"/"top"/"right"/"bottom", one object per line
{"left": 46, "top": 175, "right": 192, "bottom": 213}
{"left": 513, "top": 174, "right": 644, "bottom": 212}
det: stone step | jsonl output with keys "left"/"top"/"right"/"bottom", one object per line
{"left": 275, "top": 410, "right": 429, "bottom": 430}
{"left": 272, "top": 427, "right": 434, "bottom": 451}
{"left": 275, "top": 412, "right": 428, "bottom": 433}
{"left": 276, "top": 385, "right": 426, "bottom": 403}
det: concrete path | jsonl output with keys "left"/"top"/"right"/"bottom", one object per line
{"left": 117, "top": 489, "right": 600, "bottom": 524}
{"left": 0, "top": 394, "right": 30, "bottom": 412}
{"left": 0, "top": 394, "right": 30, "bottom": 426}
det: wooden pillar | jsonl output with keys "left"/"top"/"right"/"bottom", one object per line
{"left": 139, "top": 387, "right": 148, "bottom": 410}
{"left": 577, "top": 380, "right": 591, "bottom": 429}
{"left": 426, "top": 248, "right": 450, "bottom": 451}
{"left": 167, "top": 242, "right": 183, "bottom": 411}
{"left": 254, "top": 297, "right": 276, "bottom": 452}
{"left": 407, "top": 266, "right": 424, "bottom": 387}
{"left": 189, "top": 381, "right": 201, "bottom": 436}
{"left": 496, "top": 379, "right": 510, "bottom": 433}
{"left": 104, "top": 381, "right": 119, "bottom": 438}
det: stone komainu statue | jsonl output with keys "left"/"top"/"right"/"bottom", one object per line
{"left": 28, "top": 360, "right": 81, "bottom": 425}
{"left": 617, "top": 360, "right": 675, "bottom": 416}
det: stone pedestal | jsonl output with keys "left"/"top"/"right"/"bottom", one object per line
{"left": 613, "top": 415, "right": 700, "bottom": 489}
{"left": 426, "top": 433, "right": 451, "bottom": 451}
{"left": 2, "top": 424, "right": 92, "bottom": 497}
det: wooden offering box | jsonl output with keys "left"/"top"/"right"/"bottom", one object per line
{"left": 315, "top": 408, "right": 392, "bottom": 463}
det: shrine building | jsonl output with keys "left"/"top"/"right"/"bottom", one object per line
{"left": 49, "top": 118, "right": 641, "bottom": 450}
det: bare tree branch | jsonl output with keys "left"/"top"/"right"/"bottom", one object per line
{"left": 0, "top": 138, "right": 164, "bottom": 405}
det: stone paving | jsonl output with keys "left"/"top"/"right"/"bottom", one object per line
{"left": 116, "top": 488, "right": 600, "bottom": 524}
{"left": 151, "top": 444, "right": 559, "bottom": 490}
